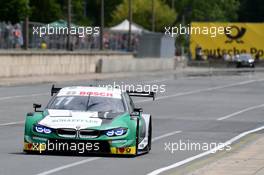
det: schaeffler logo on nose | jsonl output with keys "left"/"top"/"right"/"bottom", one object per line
{"left": 225, "top": 26, "right": 246, "bottom": 44}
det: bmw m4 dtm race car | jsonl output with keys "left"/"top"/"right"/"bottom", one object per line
{"left": 23, "top": 85, "right": 155, "bottom": 156}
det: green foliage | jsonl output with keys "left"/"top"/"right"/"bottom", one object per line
{"left": 71, "top": 0, "right": 91, "bottom": 25}
{"left": 30, "top": 0, "right": 63, "bottom": 23}
{"left": 85, "top": 0, "right": 123, "bottom": 26}
{"left": 170, "top": 0, "right": 240, "bottom": 23}
{"left": 192, "top": 0, "right": 240, "bottom": 22}
{"left": 29, "top": 0, "right": 93, "bottom": 25}
{"left": 238, "top": 0, "right": 264, "bottom": 22}
{"left": 105, "top": 0, "right": 123, "bottom": 26}
{"left": 0, "top": 0, "right": 263, "bottom": 26}
{"left": 0, "top": 0, "right": 30, "bottom": 23}
{"left": 111, "top": 0, "right": 177, "bottom": 32}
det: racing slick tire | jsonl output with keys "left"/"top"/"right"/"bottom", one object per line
{"left": 147, "top": 117, "right": 152, "bottom": 152}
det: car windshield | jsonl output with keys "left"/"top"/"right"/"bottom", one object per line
{"left": 48, "top": 96, "right": 125, "bottom": 113}
{"left": 239, "top": 55, "right": 251, "bottom": 61}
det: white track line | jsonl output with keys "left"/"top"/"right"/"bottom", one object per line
{"left": 152, "top": 131, "right": 182, "bottom": 142}
{"left": 36, "top": 157, "right": 100, "bottom": 175}
{"left": 217, "top": 103, "right": 264, "bottom": 121}
{"left": 146, "top": 125, "right": 264, "bottom": 175}
{"left": 0, "top": 93, "right": 48, "bottom": 101}
{"left": 0, "top": 121, "right": 24, "bottom": 126}
{"left": 35, "top": 130, "right": 182, "bottom": 175}
{"left": 137, "top": 79, "right": 264, "bottom": 103}
{"left": 144, "top": 78, "right": 171, "bottom": 84}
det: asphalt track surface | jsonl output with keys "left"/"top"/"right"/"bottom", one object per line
{"left": 0, "top": 69, "right": 264, "bottom": 175}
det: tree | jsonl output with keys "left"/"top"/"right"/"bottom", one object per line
{"left": 192, "top": 0, "right": 240, "bottom": 22}
{"left": 238, "top": 0, "right": 264, "bottom": 22}
{"left": 167, "top": 0, "right": 240, "bottom": 23}
{"left": 85, "top": 0, "right": 123, "bottom": 26}
{"left": 111, "top": 0, "right": 177, "bottom": 32}
{"left": 71, "top": 0, "right": 91, "bottom": 25}
{"left": 30, "top": 0, "right": 63, "bottom": 23}
{"left": 29, "top": 0, "right": 98, "bottom": 25}
{"left": 0, "top": 0, "right": 30, "bottom": 23}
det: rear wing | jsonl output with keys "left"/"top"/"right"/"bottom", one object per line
{"left": 126, "top": 90, "right": 155, "bottom": 100}
{"left": 51, "top": 84, "right": 61, "bottom": 96}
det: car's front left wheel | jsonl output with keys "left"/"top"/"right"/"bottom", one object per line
{"left": 147, "top": 117, "right": 152, "bottom": 152}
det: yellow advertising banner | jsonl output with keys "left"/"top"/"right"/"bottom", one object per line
{"left": 190, "top": 22, "right": 264, "bottom": 59}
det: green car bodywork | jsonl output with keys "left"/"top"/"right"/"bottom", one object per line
{"left": 24, "top": 109, "right": 146, "bottom": 155}
{"left": 23, "top": 86, "right": 153, "bottom": 156}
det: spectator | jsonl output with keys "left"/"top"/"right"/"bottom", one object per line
{"left": 13, "top": 24, "right": 23, "bottom": 48}
{"left": 5, "top": 22, "right": 13, "bottom": 48}
{"left": 195, "top": 44, "right": 202, "bottom": 60}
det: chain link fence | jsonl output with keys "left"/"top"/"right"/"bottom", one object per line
{"left": 0, "top": 21, "right": 140, "bottom": 51}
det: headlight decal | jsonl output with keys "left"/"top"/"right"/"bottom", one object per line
{"left": 35, "top": 126, "right": 44, "bottom": 133}
{"left": 106, "top": 130, "right": 115, "bottom": 137}
{"left": 34, "top": 125, "right": 52, "bottom": 134}
{"left": 43, "top": 128, "right": 52, "bottom": 134}
{"left": 115, "top": 128, "right": 125, "bottom": 136}
{"left": 105, "top": 128, "right": 127, "bottom": 137}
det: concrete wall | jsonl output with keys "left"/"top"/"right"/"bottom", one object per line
{"left": 0, "top": 51, "right": 133, "bottom": 77}
{"left": 98, "top": 57, "right": 179, "bottom": 73}
{"left": 0, "top": 52, "right": 186, "bottom": 77}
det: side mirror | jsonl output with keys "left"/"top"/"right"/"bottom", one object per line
{"left": 26, "top": 112, "right": 34, "bottom": 116}
{"left": 33, "top": 103, "right": 42, "bottom": 112}
{"left": 130, "top": 108, "right": 143, "bottom": 116}
{"left": 134, "top": 108, "right": 143, "bottom": 112}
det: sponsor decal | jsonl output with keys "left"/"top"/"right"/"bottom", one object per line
{"left": 39, "top": 110, "right": 102, "bottom": 129}
{"left": 24, "top": 142, "right": 46, "bottom": 153}
{"left": 57, "top": 87, "right": 122, "bottom": 99}
{"left": 79, "top": 91, "right": 113, "bottom": 97}
{"left": 110, "top": 146, "right": 136, "bottom": 154}
{"left": 190, "top": 22, "right": 264, "bottom": 59}
{"left": 224, "top": 25, "right": 246, "bottom": 44}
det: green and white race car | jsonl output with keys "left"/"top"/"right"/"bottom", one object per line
{"left": 24, "top": 85, "right": 154, "bottom": 156}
